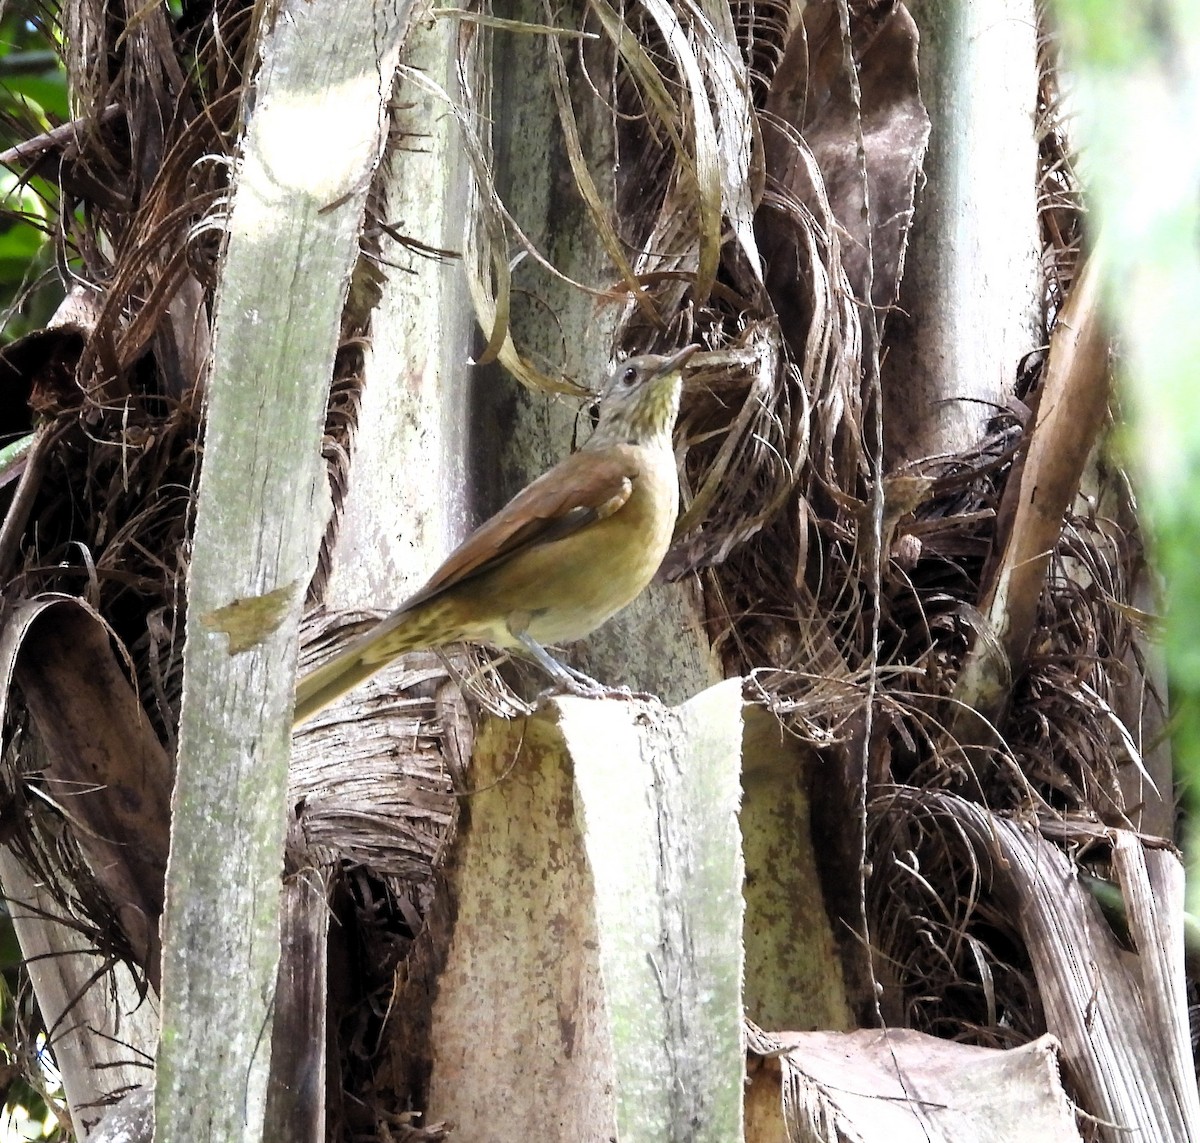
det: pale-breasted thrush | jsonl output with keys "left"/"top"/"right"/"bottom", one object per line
{"left": 293, "top": 345, "right": 697, "bottom": 724}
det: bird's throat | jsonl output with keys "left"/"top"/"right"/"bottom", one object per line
{"left": 586, "top": 373, "right": 682, "bottom": 449}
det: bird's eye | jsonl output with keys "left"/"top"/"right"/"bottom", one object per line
{"left": 621, "top": 366, "right": 638, "bottom": 386}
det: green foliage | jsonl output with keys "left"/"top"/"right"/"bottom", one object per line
{"left": 1048, "top": 0, "right": 1200, "bottom": 904}
{"left": 0, "top": 6, "right": 69, "bottom": 344}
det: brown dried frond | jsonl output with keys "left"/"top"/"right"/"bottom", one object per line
{"left": 16, "top": 402, "right": 197, "bottom": 667}
{"left": 598, "top": 2, "right": 869, "bottom": 661}
{"left": 642, "top": 0, "right": 931, "bottom": 693}
{"left": 1006, "top": 501, "right": 1151, "bottom": 822}
{"left": 1036, "top": 6, "right": 1085, "bottom": 318}
{"left": 0, "top": 715, "right": 148, "bottom": 994}
{"left": 868, "top": 786, "right": 1046, "bottom": 1048}
{"left": 729, "top": 0, "right": 794, "bottom": 107}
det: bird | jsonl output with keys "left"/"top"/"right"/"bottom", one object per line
{"left": 293, "top": 345, "right": 698, "bottom": 725}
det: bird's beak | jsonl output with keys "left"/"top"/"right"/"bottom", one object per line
{"left": 652, "top": 344, "right": 700, "bottom": 376}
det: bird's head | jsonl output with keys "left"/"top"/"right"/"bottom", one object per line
{"left": 587, "top": 345, "right": 698, "bottom": 449}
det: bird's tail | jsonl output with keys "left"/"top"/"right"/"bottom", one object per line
{"left": 293, "top": 606, "right": 436, "bottom": 726}
{"left": 293, "top": 648, "right": 383, "bottom": 726}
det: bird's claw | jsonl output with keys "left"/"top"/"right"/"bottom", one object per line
{"left": 534, "top": 680, "right": 658, "bottom": 704}
{"left": 517, "top": 635, "right": 658, "bottom": 703}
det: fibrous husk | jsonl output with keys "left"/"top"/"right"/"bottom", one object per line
{"left": 870, "top": 790, "right": 1199, "bottom": 1141}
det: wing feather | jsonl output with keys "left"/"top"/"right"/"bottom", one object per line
{"left": 400, "top": 449, "right": 636, "bottom": 610}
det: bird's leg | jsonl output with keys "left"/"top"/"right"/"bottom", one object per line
{"left": 515, "top": 633, "right": 607, "bottom": 697}
{"left": 515, "top": 634, "right": 659, "bottom": 701}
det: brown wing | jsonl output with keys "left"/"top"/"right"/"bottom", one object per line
{"left": 400, "top": 448, "right": 635, "bottom": 611}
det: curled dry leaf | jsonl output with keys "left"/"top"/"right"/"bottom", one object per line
{"left": 762, "top": 1, "right": 930, "bottom": 333}
{"left": 0, "top": 595, "right": 172, "bottom": 990}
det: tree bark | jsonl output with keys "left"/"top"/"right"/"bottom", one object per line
{"left": 156, "top": 3, "right": 411, "bottom": 1140}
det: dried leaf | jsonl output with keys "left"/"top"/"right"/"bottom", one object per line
{"left": 764, "top": 1, "right": 930, "bottom": 320}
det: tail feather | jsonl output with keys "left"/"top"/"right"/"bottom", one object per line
{"left": 293, "top": 606, "right": 437, "bottom": 725}
{"left": 293, "top": 647, "right": 385, "bottom": 725}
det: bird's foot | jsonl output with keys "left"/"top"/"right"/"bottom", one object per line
{"left": 517, "top": 634, "right": 658, "bottom": 702}
{"left": 534, "top": 665, "right": 608, "bottom": 702}
{"left": 559, "top": 662, "right": 611, "bottom": 694}
{"left": 519, "top": 635, "right": 602, "bottom": 695}
{"left": 596, "top": 684, "right": 659, "bottom": 702}
{"left": 535, "top": 678, "right": 659, "bottom": 704}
